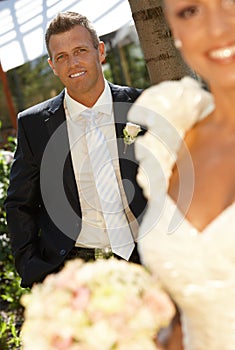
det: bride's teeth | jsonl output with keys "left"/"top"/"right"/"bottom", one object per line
{"left": 210, "top": 46, "right": 235, "bottom": 59}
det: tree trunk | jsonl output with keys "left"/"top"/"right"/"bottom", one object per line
{"left": 128, "top": 0, "right": 194, "bottom": 84}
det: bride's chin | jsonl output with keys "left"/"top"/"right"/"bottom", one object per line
{"left": 203, "top": 72, "right": 235, "bottom": 90}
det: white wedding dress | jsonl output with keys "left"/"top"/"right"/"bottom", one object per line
{"left": 128, "top": 77, "right": 235, "bottom": 350}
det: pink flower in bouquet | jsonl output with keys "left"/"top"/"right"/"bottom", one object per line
{"left": 21, "top": 259, "right": 175, "bottom": 350}
{"left": 52, "top": 335, "right": 73, "bottom": 350}
{"left": 72, "top": 287, "right": 90, "bottom": 311}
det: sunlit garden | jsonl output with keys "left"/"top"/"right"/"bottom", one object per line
{"left": 0, "top": 132, "right": 29, "bottom": 349}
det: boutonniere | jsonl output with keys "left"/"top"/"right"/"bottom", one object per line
{"left": 123, "top": 122, "right": 142, "bottom": 153}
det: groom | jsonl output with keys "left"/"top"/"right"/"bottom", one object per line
{"left": 5, "top": 12, "right": 147, "bottom": 288}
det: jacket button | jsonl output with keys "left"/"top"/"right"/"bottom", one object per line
{"left": 59, "top": 249, "right": 66, "bottom": 256}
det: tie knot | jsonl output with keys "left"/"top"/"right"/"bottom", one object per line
{"left": 81, "top": 109, "right": 96, "bottom": 121}
{"left": 81, "top": 110, "right": 102, "bottom": 130}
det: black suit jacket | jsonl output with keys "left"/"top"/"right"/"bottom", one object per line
{"left": 5, "top": 83, "right": 147, "bottom": 288}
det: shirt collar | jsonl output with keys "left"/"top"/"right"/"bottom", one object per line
{"left": 65, "top": 80, "right": 113, "bottom": 121}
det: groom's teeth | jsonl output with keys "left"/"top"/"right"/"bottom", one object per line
{"left": 70, "top": 72, "right": 85, "bottom": 78}
{"left": 210, "top": 46, "right": 235, "bottom": 59}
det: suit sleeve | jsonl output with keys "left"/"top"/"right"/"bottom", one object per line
{"left": 5, "top": 115, "right": 46, "bottom": 285}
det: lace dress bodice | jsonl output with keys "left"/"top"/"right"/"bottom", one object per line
{"left": 128, "top": 77, "right": 235, "bottom": 350}
{"left": 140, "top": 196, "right": 235, "bottom": 350}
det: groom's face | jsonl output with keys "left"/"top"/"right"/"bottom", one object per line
{"left": 48, "top": 25, "right": 106, "bottom": 105}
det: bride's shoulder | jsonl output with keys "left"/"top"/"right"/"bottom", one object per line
{"left": 127, "top": 77, "right": 214, "bottom": 200}
{"left": 128, "top": 76, "right": 214, "bottom": 135}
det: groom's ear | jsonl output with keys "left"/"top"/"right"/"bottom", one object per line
{"left": 48, "top": 57, "right": 59, "bottom": 76}
{"left": 98, "top": 41, "right": 106, "bottom": 64}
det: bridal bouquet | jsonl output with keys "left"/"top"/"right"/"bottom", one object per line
{"left": 21, "top": 259, "right": 175, "bottom": 350}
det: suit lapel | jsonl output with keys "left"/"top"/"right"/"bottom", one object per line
{"left": 43, "top": 91, "right": 80, "bottom": 214}
{"left": 109, "top": 83, "right": 133, "bottom": 155}
{"left": 44, "top": 90, "right": 66, "bottom": 137}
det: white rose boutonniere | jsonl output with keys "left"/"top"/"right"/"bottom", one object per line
{"left": 123, "top": 122, "right": 142, "bottom": 153}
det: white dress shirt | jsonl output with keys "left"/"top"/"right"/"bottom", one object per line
{"left": 64, "top": 81, "right": 137, "bottom": 249}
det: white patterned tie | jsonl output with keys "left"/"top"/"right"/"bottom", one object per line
{"left": 83, "top": 109, "right": 135, "bottom": 260}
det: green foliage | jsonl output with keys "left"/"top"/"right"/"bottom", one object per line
{"left": 0, "top": 136, "right": 28, "bottom": 349}
{"left": 8, "top": 56, "right": 64, "bottom": 109}
{"left": 104, "top": 42, "right": 150, "bottom": 88}
{"left": 0, "top": 313, "right": 22, "bottom": 350}
{"left": 123, "top": 43, "right": 151, "bottom": 88}
{"left": 1, "top": 55, "right": 64, "bottom": 128}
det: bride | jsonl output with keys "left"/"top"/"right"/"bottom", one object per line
{"left": 128, "top": 1, "right": 235, "bottom": 349}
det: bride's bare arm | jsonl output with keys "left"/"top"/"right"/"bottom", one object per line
{"left": 157, "top": 310, "right": 183, "bottom": 350}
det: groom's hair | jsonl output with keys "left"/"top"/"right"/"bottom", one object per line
{"left": 45, "top": 11, "right": 100, "bottom": 58}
